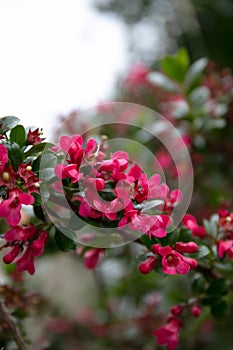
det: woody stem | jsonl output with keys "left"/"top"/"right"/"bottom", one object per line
{"left": 0, "top": 299, "right": 28, "bottom": 350}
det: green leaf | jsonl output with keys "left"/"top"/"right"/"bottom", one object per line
{"left": 10, "top": 124, "right": 26, "bottom": 147}
{"left": 39, "top": 167, "right": 56, "bottom": 181}
{"left": 0, "top": 116, "right": 20, "bottom": 134}
{"left": 147, "top": 72, "right": 180, "bottom": 92}
{"left": 54, "top": 228, "right": 76, "bottom": 252}
{"left": 192, "top": 274, "right": 206, "bottom": 294}
{"left": 33, "top": 205, "right": 46, "bottom": 221}
{"left": 140, "top": 234, "right": 158, "bottom": 250}
{"left": 32, "top": 192, "right": 42, "bottom": 206}
{"left": 189, "top": 87, "right": 210, "bottom": 109}
{"left": 23, "top": 142, "right": 54, "bottom": 158}
{"left": 193, "top": 245, "right": 210, "bottom": 259}
{"left": 203, "top": 219, "right": 217, "bottom": 237}
{"left": 161, "top": 48, "right": 190, "bottom": 83}
{"left": 211, "top": 300, "right": 228, "bottom": 320}
{"left": 4, "top": 141, "right": 23, "bottom": 171}
{"left": 166, "top": 229, "right": 180, "bottom": 246}
{"left": 40, "top": 153, "right": 57, "bottom": 169}
{"left": 178, "top": 228, "right": 192, "bottom": 242}
{"left": 206, "top": 278, "right": 228, "bottom": 297}
{"left": 185, "top": 58, "right": 208, "bottom": 91}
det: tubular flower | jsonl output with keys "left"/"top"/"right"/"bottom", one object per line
{"left": 159, "top": 247, "right": 190, "bottom": 275}
{"left": 27, "top": 128, "right": 45, "bottom": 145}
{"left": 217, "top": 240, "right": 233, "bottom": 259}
{"left": 3, "top": 225, "right": 48, "bottom": 275}
{"left": 0, "top": 144, "right": 8, "bottom": 172}
{"left": 182, "top": 214, "right": 206, "bottom": 238}
{"left": 151, "top": 243, "right": 198, "bottom": 275}
{"left": 77, "top": 247, "right": 105, "bottom": 269}
{"left": 139, "top": 256, "right": 158, "bottom": 274}
{"left": 153, "top": 316, "right": 182, "bottom": 350}
{"left": 0, "top": 188, "right": 34, "bottom": 226}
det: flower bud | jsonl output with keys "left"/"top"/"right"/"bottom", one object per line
{"left": 139, "top": 256, "right": 158, "bottom": 274}
{"left": 191, "top": 305, "right": 201, "bottom": 317}
{"left": 3, "top": 245, "right": 22, "bottom": 264}
{"left": 175, "top": 242, "right": 198, "bottom": 253}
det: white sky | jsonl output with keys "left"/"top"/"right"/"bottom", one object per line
{"left": 0, "top": 0, "right": 128, "bottom": 137}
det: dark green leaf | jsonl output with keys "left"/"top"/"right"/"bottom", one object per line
{"left": 10, "top": 125, "right": 26, "bottom": 147}
{"left": 140, "top": 234, "right": 158, "bottom": 250}
{"left": 166, "top": 229, "right": 180, "bottom": 245}
{"left": 4, "top": 141, "right": 23, "bottom": 171}
{"left": 54, "top": 228, "right": 76, "bottom": 252}
{"left": 0, "top": 116, "right": 20, "bottom": 134}
{"left": 178, "top": 228, "right": 192, "bottom": 242}
{"left": 23, "top": 142, "right": 54, "bottom": 158}
{"left": 32, "top": 156, "right": 41, "bottom": 173}
{"left": 32, "top": 192, "right": 42, "bottom": 206}
{"left": 206, "top": 278, "right": 228, "bottom": 297}
{"left": 161, "top": 48, "right": 190, "bottom": 83}
{"left": 33, "top": 205, "right": 46, "bottom": 221}
{"left": 211, "top": 300, "right": 228, "bottom": 320}
{"left": 192, "top": 274, "right": 206, "bottom": 294}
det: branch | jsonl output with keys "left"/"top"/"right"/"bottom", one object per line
{"left": 0, "top": 299, "right": 28, "bottom": 350}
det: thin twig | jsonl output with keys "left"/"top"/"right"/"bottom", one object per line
{"left": 0, "top": 299, "right": 28, "bottom": 350}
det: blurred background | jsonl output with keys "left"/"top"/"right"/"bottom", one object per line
{"left": 1, "top": 0, "right": 233, "bottom": 137}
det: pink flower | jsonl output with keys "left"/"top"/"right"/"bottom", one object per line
{"left": 59, "top": 135, "right": 85, "bottom": 168}
{"left": 191, "top": 305, "right": 201, "bottom": 317}
{"left": 153, "top": 316, "right": 182, "bottom": 350}
{"left": 0, "top": 188, "right": 34, "bottom": 226}
{"left": 157, "top": 246, "right": 190, "bottom": 275}
{"left": 124, "top": 63, "right": 149, "bottom": 87}
{"left": 0, "top": 144, "right": 8, "bottom": 172}
{"left": 27, "top": 128, "right": 45, "bottom": 145}
{"left": 182, "top": 214, "right": 206, "bottom": 238}
{"left": 85, "top": 138, "right": 97, "bottom": 156}
{"left": 16, "top": 246, "right": 36, "bottom": 275}
{"left": 17, "top": 163, "right": 40, "bottom": 193}
{"left": 59, "top": 134, "right": 83, "bottom": 153}
{"left": 3, "top": 244, "right": 23, "bottom": 264}
{"left": 54, "top": 163, "right": 81, "bottom": 183}
{"left": 170, "top": 305, "right": 183, "bottom": 316}
{"left": 0, "top": 166, "right": 17, "bottom": 186}
{"left": 4, "top": 225, "right": 36, "bottom": 243}
{"left": 175, "top": 241, "right": 198, "bottom": 253}
{"left": 31, "top": 231, "right": 48, "bottom": 256}
{"left": 139, "top": 256, "right": 158, "bottom": 274}
{"left": 148, "top": 214, "right": 171, "bottom": 238}
{"left": 217, "top": 240, "right": 233, "bottom": 259}
{"left": 3, "top": 226, "right": 48, "bottom": 275}
{"left": 148, "top": 174, "right": 169, "bottom": 201}
{"left": 98, "top": 151, "right": 128, "bottom": 177}
{"left": 77, "top": 247, "right": 105, "bottom": 269}
{"left": 78, "top": 198, "right": 102, "bottom": 219}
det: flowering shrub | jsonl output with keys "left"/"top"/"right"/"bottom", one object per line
{"left": 0, "top": 49, "right": 233, "bottom": 350}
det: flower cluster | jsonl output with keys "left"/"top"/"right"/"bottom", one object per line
{"left": 54, "top": 134, "right": 182, "bottom": 243}
{"left": 0, "top": 144, "right": 39, "bottom": 226}
{"left": 0, "top": 122, "right": 48, "bottom": 275}
{"left": 139, "top": 241, "right": 198, "bottom": 275}
{"left": 3, "top": 225, "right": 48, "bottom": 275}
{"left": 153, "top": 302, "right": 202, "bottom": 350}
{"left": 217, "top": 209, "right": 233, "bottom": 259}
